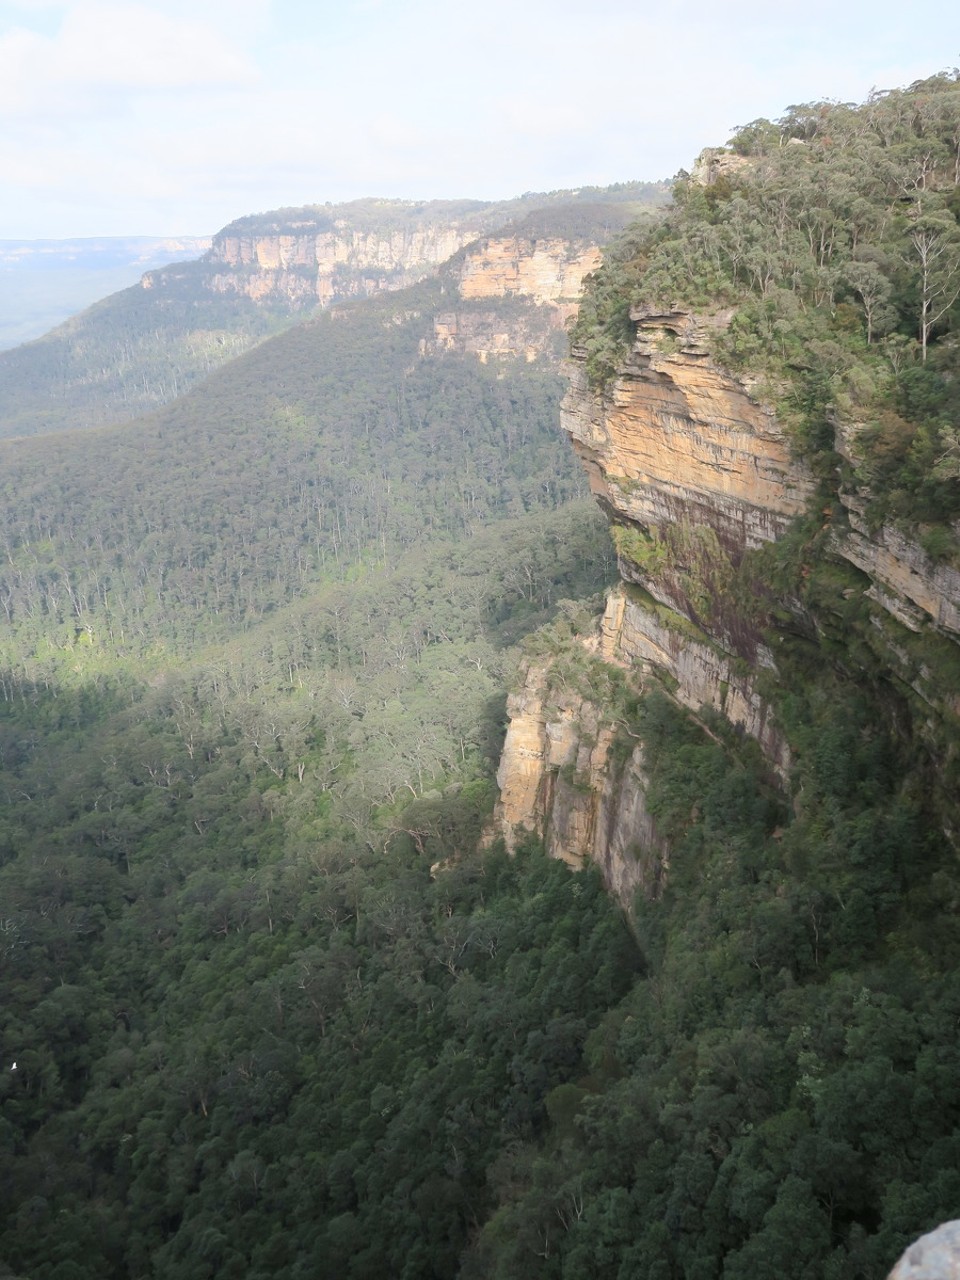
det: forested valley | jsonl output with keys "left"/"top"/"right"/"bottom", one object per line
{"left": 2, "top": 77, "right": 960, "bottom": 1280}
{"left": 0, "top": 225, "right": 632, "bottom": 1278}
{"left": 0, "top": 185, "right": 667, "bottom": 441}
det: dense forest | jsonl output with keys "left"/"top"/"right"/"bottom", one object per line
{"left": 2, "top": 77, "right": 960, "bottom": 1279}
{"left": 0, "top": 242, "right": 626, "bottom": 1277}
{"left": 217, "top": 185, "right": 668, "bottom": 239}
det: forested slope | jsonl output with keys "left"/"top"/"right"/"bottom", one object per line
{"left": 0, "top": 230, "right": 630, "bottom": 1276}
{"left": 470, "top": 73, "right": 960, "bottom": 1278}
{"left": 3, "top": 74, "right": 960, "bottom": 1280}
{"left": 0, "top": 280, "right": 584, "bottom": 653}
{"left": 0, "top": 185, "right": 666, "bottom": 439}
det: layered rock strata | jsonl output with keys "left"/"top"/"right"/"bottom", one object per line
{"left": 457, "top": 237, "right": 600, "bottom": 309}
{"left": 423, "top": 238, "right": 600, "bottom": 361}
{"left": 494, "top": 307, "right": 960, "bottom": 899}
{"left": 201, "top": 225, "right": 470, "bottom": 309}
{"left": 168, "top": 224, "right": 603, "bottom": 334}
{"left": 563, "top": 309, "right": 814, "bottom": 556}
{"left": 426, "top": 310, "right": 565, "bottom": 363}
{"left": 495, "top": 652, "right": 669, "bottom": 908}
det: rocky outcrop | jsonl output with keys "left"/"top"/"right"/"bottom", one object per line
{"left": 147, "top": 222, "right": 606, "bottom": 362}
{"left": 690, "top": 148, "right": 753, "bottom": 186}
{"left": 599, "top": 587, "right": 789, "bottom": 776}
{"left": 563, "top": 309, "right": 814, "bottom": 558}
{"left": 492, "top": 582, "right": 789, "bottom": 904}
{"left": 456, "top": 236, "right": 601, "bottom": 310}
{"left": 493, "top": 312, "right": 805, "bottom": 894}
{"left": 888, "top": 1220, "right": 960, "bottom": 1278}
{"left": 493, "top": 305, "right": 960, "bottom": 898}
{"left": 421, "top": 237, "right": 601, "bottom": 362}
{"left": 834, "top": 496, "right": 960, "bottom": 639}
{"left": 495, "top": 653, "right": 669, "bottom": 908}
{"left": 426, "top": 309, "right": 566, "bottom": 363}
{"left": 200, "top": 224, "right": 471, "bottom": 309}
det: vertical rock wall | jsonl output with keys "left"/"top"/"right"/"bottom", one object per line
{"left": 495, "top": 308, "right": 960, "bottom": 900}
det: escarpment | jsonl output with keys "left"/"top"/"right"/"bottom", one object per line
{"left": 199, "top": 222, "right": 471, "bottom": 309}
{"left": 203, "top": 219, "right": 606, "bottom": 364}
{"left": 3, "top": 193, "right": 644, "bottom": 438}
{"left": 151, "top": 207, "right": 606, "bottom": 328}
{"left": 564, "top": 309, "right": 814, "bottom": 557}
{"left": 494, "top": 307, "right": 960, "bottom": 902}
{"left": 424, "top": 236, "right": 601, "bottom": 362}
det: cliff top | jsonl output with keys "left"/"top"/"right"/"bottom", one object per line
{"left": 573, "top": 71, "right": 960, "bottom": 556}
{"left": 214, "top": 182, "right": 671, "bottom": 242}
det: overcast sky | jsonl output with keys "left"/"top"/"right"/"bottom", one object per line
{"left": 0, "top": 0, "right": 957, "bottom": 239}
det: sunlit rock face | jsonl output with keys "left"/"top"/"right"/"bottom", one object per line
{"left": 494, "top": 653, "right": 669, "bottom": 909}
{"left": 424, "top": 238, "right": 601, "bottom": 362}
{"left": 195, "top": 225, "right": 601, "bottom": 318}
{"left": 564, "top": 308, "right": 959, "bottom": 643}
{"left": 457, "top": 237, "right": 601, "bottom": 308}
{"left": 494, "top": 311, "right": 803, "bottom": 894}
{"left": 562, "top": 309, "right": 814, "bottom": 556}
{"left": 203, "top": 225, "right": 472, "bottom": 309}
{"left": 493, "top": 306, "right": 960, "bottom": 894}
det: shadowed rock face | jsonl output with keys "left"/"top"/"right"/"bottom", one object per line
{"left": 888, "top": 1220, "right": 960, "bottom": 1278}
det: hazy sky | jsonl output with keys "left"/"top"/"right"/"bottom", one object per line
{"left": 0, "top": 0, "right": 957, "bottom": 239}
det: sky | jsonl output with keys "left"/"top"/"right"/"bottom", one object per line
{"left": 0, "top": 0, "right": 957, "bottom": 240}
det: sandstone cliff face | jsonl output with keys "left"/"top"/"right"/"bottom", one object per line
{"left": 201, "top": 224, "right": 470, "bottom": 309}
{"left": 567, "top": 310, "right": 960, "bottom": 645}
{"left": 422, "top": 237, "right": 600, "bottom": 362}
{"left": 563, "top": 310, "right": 814, "bottom": 557}
{"left": 598, "top": 587, "right": 789, "bottom": 775}
{"left": 834, "top": 497, "right": 960, "bottom": 639}
{"left": 426, "top": 309, "right": 566, "bottom": 363}
{"left": 495, "top": 651, "right": 669, "bottom": 908}
{"left": 147, "top": 223, "right": 606, "bottom": 364}
{"left": 492, "top": 584, "right": 788, "bottom": 905}
{"left": 457, "top": 236, "right": 601, "bottom": 309}
{"left": 494, "top": 307, "right": 960, "bottom": 902}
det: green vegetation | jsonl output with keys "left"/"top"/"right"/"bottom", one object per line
{"left": 2, "top": 81, "right": 959, "bottom": 1280}
{"left": 0, "top": 254, "right": 625, "bottom": 1276}
{"left": 574, "top": 73, "right": 960, "bottom": 529}
{"left": 0, "top": 184, "right": 669, "bottom": 440}
{"left": 464, "top": 660, "right": 960, "bottom": 1278}
{"left": 219, "top": 187, "right": 670, "bottom": 241}
{"left": 472, "top": 76, "right": 960, "bottom": 1271}
{"left": 0, "top": 281, "right": 597, "bottom": 658}
{"left": 0, "top": 266, "right": 292, "bottom": 438}
{"left": 0, "top": 782, "right": 638, "bottom": 1280}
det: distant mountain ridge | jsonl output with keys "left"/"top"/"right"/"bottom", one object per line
{"left": 0, "top": 236, "right": 210, "bottom": 271}
{"left": 0, "top": 235, "right": 211, "bottom": 351}
{"left": 0, "top": 183, "right": 669, "bottom": 439}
